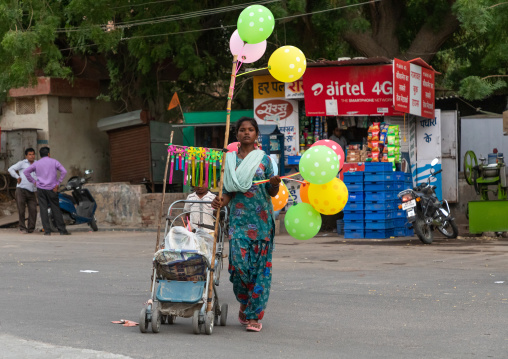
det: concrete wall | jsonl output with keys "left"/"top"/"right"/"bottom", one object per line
{"left": 87, "top": 183, "right": 187, "bottom": 228}
{"left": 1, "top": 96, "right": 50, "bottom": 142}
{"left": 1, "top": 95, "right": 116, "bottom": 182}
{"left": 47, "top": 96, "right": 114, "bottom": 182}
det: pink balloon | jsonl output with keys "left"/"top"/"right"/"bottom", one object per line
{"left": 227, "top": 142, "right": 240, "bottom": 152}
{"left": 311, "top": 139, "right": 345, "bottom": 170}
{"left": 229, "top": 30, "right": 266, "bottom": 64}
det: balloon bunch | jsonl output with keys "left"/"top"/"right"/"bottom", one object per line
{"left": 167, "top": 145, "right": 223, "bottom": 189}
{"left": 285, "top": 140, "right": 348, "bottom": 241}
{"left": 230, "top": 5, "right": 307, "bottom": 83}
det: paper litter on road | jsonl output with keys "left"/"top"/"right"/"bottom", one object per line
{"left": 495, "top": 281, "right": 505, "bottom": 284}
{"left": 80, "top": 270, "right": 99, "bottom": 273}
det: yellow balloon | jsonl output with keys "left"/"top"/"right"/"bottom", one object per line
{"left": 268, "top": 45, "right": 306, "bottom": 83}
{"left": 308, "top": 178, "right": 349, "bottom": 215}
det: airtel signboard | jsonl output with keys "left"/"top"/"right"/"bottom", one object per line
{"left": 303, "top": 65, "right": 403, "bottom": 116}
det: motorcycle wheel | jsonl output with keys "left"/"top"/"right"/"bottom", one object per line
{"left": 414, "top": 214, "right": 434, "bottom": 244}
{"left": 89, "top": 217, "right": 98, "bottom": 231}
{"left": 437, "top": 218, "right": 459, "bottom": 239}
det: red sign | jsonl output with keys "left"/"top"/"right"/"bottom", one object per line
{"left": 393, "top": 59, "right": 410, "bottom": 113}
{"left": 303, "top": 65, "right": 403, "bottom": 116}
{"left": 254, "top": 99, "right": 294, "bottom": 121}
{"left": 393, "top": 58, "right": 435, "bottom": 119}
{"left": 421, "top": 67, "right": 435, "bottom": 119}
{"left": 339, "top": 163, "right": 365, "bottom": 181}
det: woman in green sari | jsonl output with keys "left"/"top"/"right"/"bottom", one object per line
{"left": 212, "top": 117, "right": 280, "bottom": 332}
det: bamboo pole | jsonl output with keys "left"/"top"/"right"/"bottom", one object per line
{"left": 155, "top": 130, "right": 174, "bottom": 253}
{"left": 206, "top": 55, "right": 238, "bottom": 313}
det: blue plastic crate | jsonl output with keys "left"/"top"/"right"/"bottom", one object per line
{"left": 404, "top": 182, "right": 413, "bottom": 190}
{"left": 364, "top": 228, "right": 395, "bottom": 239}
{"left": 394, "top": 227, "right": 406, "bottom": 237}
{"left": 364, "top": 181, "right": 396, "bottom": 191}
{"left": 344, "top": 220, "right": 364, "bottom": 230}
{"left": 405, "top": 228, "right": 414, "bottom": 236}
{"left": 364, "top": 200, "right": 397, "bottom": 211}
{"left": 404, "top": 173, "right": 412, "bottom": 183}
{"left": 394, "top": 218, "right": 406, "bottom": 227}
{"left": 364, "top": 172, "right": 395, "bottom": 182}
{"left": 364, "top": 210, "right": 394, "bottom": 220}
{"left": 344, "top": 229, "right": 365, "bottom": 239}
{"left": 348, "top": 192, "right": 364, "bottom": 202}
{"left": 393, "top": 182, "right": 405, "bottom": 191}
{"left": 344, "top": 201, "right": 364, "bottom": 211}
{"left": 343, "top": 210, "right": 364, "bottom": 220}
{"left": 287, "top": 156, "right": 301, "bottom": 165}
{"left": 343, "top": 172, "right": 364, "bottom": 183}
{"left": 365, "top": 191, "right": 396, "bottom": 201}
{"left": 345, "top": 182, "right": 364, "bottom": 191}
{"left": 365, "top": 219, "right": 394, "bottom": 229}
{"left": 393, "top": 171, "right": 405, "bottom": 182}
{"left": 364, "top": 162, "right": 392, "bottom": 173}
{"left": 394, "top": 210, "right": 406, "bottom": 218}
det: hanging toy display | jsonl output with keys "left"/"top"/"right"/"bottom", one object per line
{"left": 165, "top": 144, "right": 228, "bottom": 190}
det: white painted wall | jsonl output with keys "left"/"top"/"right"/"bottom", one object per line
{"left": 460, "top": 115, "right": 508, "bottom": 162}
{"left": 1, "top": 96, "right": 50, "bottom": 142}
{"left": 47, "top": 96, "right": 114, "bottom": 182}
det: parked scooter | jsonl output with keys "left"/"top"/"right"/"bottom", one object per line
{"left": 48, "top": 170, "right": 98, "bottom": 231}
{"left": 397, "top": 158, "right": 458, "bottom": 244}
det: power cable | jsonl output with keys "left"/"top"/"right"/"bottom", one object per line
{"left": 55, "top": 0, "right": 279, "bottom": 32}
{"left": 44, "top": 0, "right": 376, "bottom": 53}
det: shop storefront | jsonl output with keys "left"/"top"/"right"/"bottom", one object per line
{"left": 252, "top": 57, "right": 439, "bottom": 237}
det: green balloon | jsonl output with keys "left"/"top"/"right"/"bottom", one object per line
{"left": 299, "top": 145, "right": 339, "bottom": 184}
{"left": 237, "top": 5, "right": 275, "bottom": 44}
{"left": 285, "top": 203, "right": 322, "bottom": 241}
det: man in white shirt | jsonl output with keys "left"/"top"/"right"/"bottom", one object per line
{"left": 8, "top": 148, "right": 37, "bottom": 233}
{"left": 329, "top": 127, "right": 347, "bottom": 153}
{"left": 184, "top": 185, "right": 216, "bottom": 232}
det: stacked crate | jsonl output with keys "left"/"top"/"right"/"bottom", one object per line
{"left": 343, "top": 171, "right": 365, "bottom": 239}
{"left": 363, "top": 162, "right": 396, "bottom": 239}
{"left": 392, "top": 172, "right": 415, "bottom": 237}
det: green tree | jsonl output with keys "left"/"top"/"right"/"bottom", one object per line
{"left": 0, "top": 0, "right": 505, "bottom": 118}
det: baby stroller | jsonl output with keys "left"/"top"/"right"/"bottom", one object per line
{"left": 139, "top": 200, "right": 229, "bottom": 335}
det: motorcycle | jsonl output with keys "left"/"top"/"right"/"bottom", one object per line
{"left": 397, "top": 158, "right": 458, "bottom": 244}
{"left": 48, "top": 169, "right": 98, "bottom": 232}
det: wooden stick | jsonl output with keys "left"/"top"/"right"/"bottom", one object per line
{"left": 206, "top": 55, "right": 238, "bottom": 313}
{"left": 155, "top": 130, "right": 174, "bottom": 253}
{"left": 179, "top": 102, "right": 185, "bottom": 123}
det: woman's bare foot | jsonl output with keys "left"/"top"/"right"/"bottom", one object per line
{"left": 238, "top": 304, "right": 248, "bottom": 325}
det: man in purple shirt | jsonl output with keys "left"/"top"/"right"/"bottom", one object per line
{"left": 24, "top": 147, "right": 71, "bottom": 236}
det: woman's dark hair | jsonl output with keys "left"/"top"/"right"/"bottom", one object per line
{"left": 235, "top": 117, "right": 259, "bottom": 135}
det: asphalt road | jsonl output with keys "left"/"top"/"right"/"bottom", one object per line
{"left": 1, "top": 229, "right": 508, "bottom": 359}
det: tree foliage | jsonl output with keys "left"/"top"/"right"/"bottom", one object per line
{"left": 0, "top": 0, "right": 506, "bottom": 119}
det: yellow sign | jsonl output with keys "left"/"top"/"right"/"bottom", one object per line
{"left": 253, "top": 75, "right": 285, "bottom": 99}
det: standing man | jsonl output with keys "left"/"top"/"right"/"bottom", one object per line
{"left": 24, "top": 147, "right": 70, "bottom": 236}
{"left": 329, "top": 127, "right": 348, "bottom": 153}
{"left": 8, "top": 148, "right": 38, "bottom": 234}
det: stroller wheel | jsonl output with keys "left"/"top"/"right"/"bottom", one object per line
{"left": 220, "top": 303, "right": 228, "bottom": 326}
{"left": 204, "top": 311, "right": 214, "bottom": 335}
{"left": 151, "top": 308, "right": 161, "bottom": 333}
{"left": 139, "top": 307, "right": 148, "bottom": 333}
{"left": 192, "top": 310, "right": 201, "bottom": 335}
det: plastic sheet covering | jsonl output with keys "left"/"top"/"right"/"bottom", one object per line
{"left": 164, "top": 226, "right": 214, "bottom": 261}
